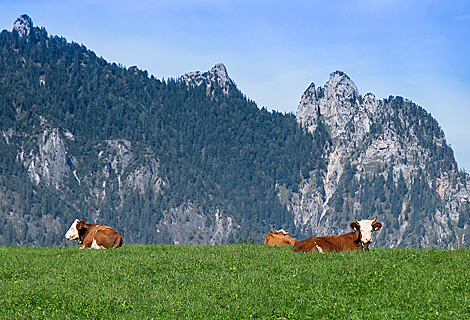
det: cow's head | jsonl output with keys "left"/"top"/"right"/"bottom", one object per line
{"left": 350, "top": 217, "right": 382, "bottom": 251}
{"left": 265, "top": 229, "right": 298, "bottom": 246}
{"left": 65, "top": 219, "right": 87, "bottom": 242}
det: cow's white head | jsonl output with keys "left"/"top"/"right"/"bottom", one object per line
{"left": 350, "top": 217, "right": 382, "bottom": 251}
{"left": 65, "top": 219, "right": 82, "bottom": 241}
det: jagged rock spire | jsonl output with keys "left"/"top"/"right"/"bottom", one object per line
{"left": 12, "top": 14, "right": 33, "bottom": 38}
{"left": 296, "top": 82, "right": 320, "bottom": 133}
{"left": 178, "top": 63, "right": 235, "bottom": 95}
{"left": 325, "top": 70, "right": 359, "bottom": 100}
{"left": 297, "top": 70, "right": 360, "bottom": 135}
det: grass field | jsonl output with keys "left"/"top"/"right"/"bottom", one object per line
{"left": 0, "top": 245, "right": 469, "bottom": 319}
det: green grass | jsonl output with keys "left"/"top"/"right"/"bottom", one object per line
{"left": 0, "top": 245, "right": 469, "bottom": 319}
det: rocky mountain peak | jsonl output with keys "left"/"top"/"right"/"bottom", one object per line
{"left": 209, "top": 63, "right": 232, "bottom": 87}
{"left": 296, "top": 70, "right": 362, "bottom": 135}
{"left": 178, "top": 63, "right": 234, "bottom": 95}
{"left": 12, "top": 14, "right": 33, "bottom": 38}
{"left": 325, "top": 70, "right": 359, "bottom": 100}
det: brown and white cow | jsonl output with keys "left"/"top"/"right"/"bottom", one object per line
{"left": 65, "top": 219, "right": 122, "bottom": 249}
{"left": 264, "top": 229, "right": 298, "bottom": 246}
{"left": 292, "top": 217, "right": 382, "bottom": 253}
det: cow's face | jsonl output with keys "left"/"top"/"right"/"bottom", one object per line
{"left": 350, "top": 217, "right": 382, "bottom": 250}
{"left": 65, "top": 219, "right": 81, "bottom": 241}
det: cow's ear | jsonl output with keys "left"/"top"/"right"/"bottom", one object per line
{"left": 350, "top": 222, "right": 359, "bottom": 231}
{"left": 77, "top": 220, "right": 86, "bottom": 230}
{"left": 372, "top": 222, "right": 382, "bottom": 231}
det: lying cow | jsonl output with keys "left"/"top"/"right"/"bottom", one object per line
{"left": 293, "top": 217, "right": 382, "bottom": 253}
{"left": 264, "top": 229, "right": 298, "bottom": 246}
{"left": 65, "top": 219, "right": 122, "bottom": 249}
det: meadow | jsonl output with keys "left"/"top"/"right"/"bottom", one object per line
{"left": 0, "top": 244, "right": 469, "bottom": 319}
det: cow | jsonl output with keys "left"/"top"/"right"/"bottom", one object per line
{"left": 292, "top": 217, "right": 382, "bottom": 253}
{"left": 65, "top": 219, "right": 122, "bottom": 249}
{"left": 264, "top": 229, "right": 298, "bottom": 246}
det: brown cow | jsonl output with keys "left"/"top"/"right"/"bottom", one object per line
{"left": 293, "top": 217, "right": 382, "bottom": 253}
{"left": 65, "top": 219, "right": 122, "bottom": 249}
{"left": 264, "top": 229, "right": 298, "bottom": 246}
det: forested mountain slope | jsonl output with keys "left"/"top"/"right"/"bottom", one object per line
{"left": 0, "top": 15, "right": 326, "bottom": 246}
{"left": 0, "top": 15, "right": 469, "bottom": 247}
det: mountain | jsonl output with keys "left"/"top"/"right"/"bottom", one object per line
{"left": 0, "top": 15, "right": 469, "bottom": 248}
{"left": 295, "top": 71, "right": 470, "bottom": 248}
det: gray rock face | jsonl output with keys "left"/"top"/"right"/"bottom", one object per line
{"left": 156, "top": 203, "right": 238, "bottom": 245}
{"left": 294, "top": 71, "right": 470, "bottom": 248}
{"left": 297, "top": 71, "right": 360, "bottom": 137}
{"left": 178, "top": 63, "right": 234, "bottom": 96}
{"left": 22, "top": 128, "right": 73, "bottom": 187}
{"left": 12, "top": 14, "right": 33, "bottom": 38}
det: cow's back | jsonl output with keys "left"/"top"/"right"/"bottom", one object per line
{"left": 264, "top": 231, "right": 276, "bottom": 245}
{"left": 293, "top": 232, "right": 363, "bottom": 253}
{"left": 94, "top": 229, "right": 122, "bottom": 248}
{"left": 293, "top": 236, "right": 339, "bottom": 253}
{"left": 293, "top": 237, "right": 325, "bottom": 253}
{"left": 325, "top": 232, "right": 362, "bottom": 251}
{"left": 81, "top": 225, "right": 122, "bottom": 249}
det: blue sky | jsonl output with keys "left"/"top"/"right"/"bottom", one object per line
{"left": 1, "top": 0, "right": 469, "bottom": 171}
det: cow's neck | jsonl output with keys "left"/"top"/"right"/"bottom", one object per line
{"left": 78, "top": 225, "right": 90, "bottom": 243}
{"left": 352, "top": 230, "right": 364, "bottom": 250}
